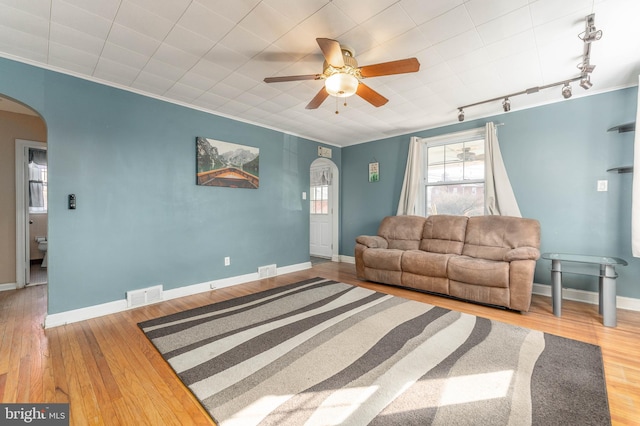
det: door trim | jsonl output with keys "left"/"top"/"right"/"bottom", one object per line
{"left": 310, "top": 158, "right": 339, "bottom": 261}
{"left": 15, "top": 139, "right": 46, "bottom": 288}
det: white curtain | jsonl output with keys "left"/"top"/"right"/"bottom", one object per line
{"left": 632, "top": 75, "right": 640, "bottom": 257}
{"left": 396, "top": 136, "right": 424, "bottom": 215}
{"left": 310, "top": 166, "right": 332, "bottom": 186}
{"left": 485, "top": 122, "right": 521, "bottom": 217}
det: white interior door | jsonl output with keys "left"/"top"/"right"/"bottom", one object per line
{"left": 310, "top": 182, "right": 332, "bottom": 258}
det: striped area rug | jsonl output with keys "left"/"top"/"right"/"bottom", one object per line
{"left": 139, "top": 277, "right": 610, "bottom": 426}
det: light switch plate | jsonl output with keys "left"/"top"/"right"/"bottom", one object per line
{"left": 597, "top": 180, "right": 608, "bottom": 192}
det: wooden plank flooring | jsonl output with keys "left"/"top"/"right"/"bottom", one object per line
{"left": 1, "top": 262, "right": 639, "bottom": 425}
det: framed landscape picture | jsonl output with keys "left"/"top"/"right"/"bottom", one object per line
{"left": 196, "top": 137, "right": 260, "bottom": 189}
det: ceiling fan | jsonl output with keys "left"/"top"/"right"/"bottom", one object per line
{"left": 263, "top": 38, "right": 420, "bottom": 110}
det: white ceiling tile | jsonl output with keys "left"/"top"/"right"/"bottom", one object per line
{"left": 204, "top": 43, "right": 251, "bottom": 72}
{"left": 360, "top": 3, "right": 416, "bottom": 44}
{"left": 434, "top": 29, "right": 484, "bottom": 61}
{"left": 220, "top": 26, "right": 270, "bottom": 58}
{"left": 51, "top": 0, "right": 112, "bottom": 39}
{"left": 263, "top": 0, "right": 328, "bottom": 24}
{"left": 58, "top": 0, "right": 119, "bottom": 20}
{"left": 0, "top": 0, "right": 51, "bottom": 19}
{"left": 239, "top": 2, "right": 295, "bottom": 44}
{"left": 476, "top": 6, "right": 532, "bottom": 45}
{"left": 0, "top": 4, "right": 49, "bottom": 39}
{"left": 177, "top": 2, "right": 235, "bottom": 43}
{"left": 529, "top": 0, "right": 594, "bottom": 26}
{"left": 332, "top": 0, "right": 397, "bottom": 24}
{"left": 163, "top": 83, "right": 204, "bottom": 102}
{"left": 126, "top": 0, "right": 191, "bottom": 22}
{"left": 176, "top": 71, "right": 216, "bottom": 92}
{"left": 465, "top": 0, "right": 529, "bottom": 26}
{"left": 107, "top": 24, "right": 161, "bottom": 57}
{"left": 192, "top": 90, "right": 227, "bottom": 109}
{"left": 142, "top": 57, "right": 187, "bottom": 81}
{"left": 153, "top": 43, "right": 200, "bottom": 71}
{"left": 50, "top": 22, "right": 105, "bottom": 57}
{"left": 49, "top": 41, "right": 99, "bottom": 72}
{"left": 93, "top": 57, "right": 140, "bottom": 85}
{"left": 483, "top": 29, "right": 537, "bottom": 63}
{"left": 132, "top": 71, "right": 175, "bottom": 94}
{"left": 163, "top": 26, "right": 215, "bottom": 58}
{"left": 114, "top": 1, "right": 174, "bottom": 41}
{"left": 195, "top": 0, "right": 261, "bottom": 23}
{"left": 295, "top": 3, "right": 357, "bottom": 40}
{"left": 418, "top": 5, "right": 475, "bottom": 45}
{"left": 399, "top": 0, "right": 464, "bottom": 26}
{"left": 190, "top": 59, "right": 233, "bottom": 80}
{"left": 0, "top": 24, "right": 48, "bottom": 61}
{"left": 100, "top": 42, "right": 149, "bottom": 70}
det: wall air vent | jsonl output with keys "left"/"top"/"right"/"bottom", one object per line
{"left": 126, "top": 285, "right": 163, "bottom": 308}
{"left": 258, "top": 264, "right": 277, "bottom": 279}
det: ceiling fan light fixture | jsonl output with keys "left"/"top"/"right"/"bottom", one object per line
{"left": 325, "top": 73, "right": 359, "bottom": 97}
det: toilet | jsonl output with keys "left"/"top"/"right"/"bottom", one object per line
{"left": 35, "top": 236, "right": 47, "bottom": 268}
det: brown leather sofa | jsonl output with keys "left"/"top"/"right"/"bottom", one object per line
{"left": 355, "top": 214, "right": 541, "bottom": 312}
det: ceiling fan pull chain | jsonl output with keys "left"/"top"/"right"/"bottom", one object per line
{"left": 335, "top": 96, "right": 339, "bottom": 114}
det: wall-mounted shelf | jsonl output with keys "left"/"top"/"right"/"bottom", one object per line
{"left": 607, "top": 122, "right": 635, "bottom": 133}
{"left": 607, "top": 166, "right": 633, "bottom": 174}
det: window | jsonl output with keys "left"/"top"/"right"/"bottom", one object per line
{"left": 28, "top": 162, "right": 48, "bottom": 214}
{"left": 424, "top": 130, "right": 485, "bottom": 216}
{"left": 310, "top": 184, "right": 329, "bottom": 215}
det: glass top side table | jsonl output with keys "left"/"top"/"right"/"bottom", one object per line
{"left": 541, "top": 253, "right": 627, "bottom": 327}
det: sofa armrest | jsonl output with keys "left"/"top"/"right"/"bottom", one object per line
{"left": 356, "top": 235, "right": 388, "bottom": 249}
{"left": 504, "top": 247, "right": 540, "bottom": 261}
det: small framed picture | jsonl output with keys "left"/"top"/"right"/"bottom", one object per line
{"left": 368, "top": 162, "right": 379, "bottom": 182}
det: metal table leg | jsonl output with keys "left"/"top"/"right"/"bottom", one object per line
{"left": 601, "top": 265, "right": 617, "bottom": 327}
{"left": 551, "top": 259, "right": 562, "bottom": 317}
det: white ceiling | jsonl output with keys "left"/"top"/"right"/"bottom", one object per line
{"left": 0, "top": 0, "right": 639, "bottom": 146}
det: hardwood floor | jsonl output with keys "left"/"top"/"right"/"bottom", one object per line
{"left": 1, "top": 261, "right": 639, "bottom": 425}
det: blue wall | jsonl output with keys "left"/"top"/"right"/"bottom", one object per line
{"left": 0, "top": 58, "right": 340, "bottom": 314}
{"left": 341, "top": 88, "right": 640, "bottom": 299}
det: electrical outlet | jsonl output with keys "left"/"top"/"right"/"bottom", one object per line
{"left": 224, "top": 256, "right": 230, "bottom": 266}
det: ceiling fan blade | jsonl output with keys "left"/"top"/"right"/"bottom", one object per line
{"left": 316, "top": 38, "right": 344, "bottom": 68}
{"left": 264, "top": 74, "right": 322, "bottom": 83}
{"left": 359, "top": 58, "right": 420, "bottom": 78}
{"left": 356, "top": 83, "right": 388, "bottom": 107}
{"left": 306, "top": 87, "right": 329, "bottom": 109}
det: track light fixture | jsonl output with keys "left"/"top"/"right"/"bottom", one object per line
{"left": 455, "top": 13, "right": 601, "bottom": 122}
{"left": 502, "top": 98, "right": 511, "bottom": 112}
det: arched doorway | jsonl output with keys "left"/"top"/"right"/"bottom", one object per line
{"left": 0, "top": 95, "right": 47, "bottom": 290}
{"left": 309, "top": 158, "right": 339, "bottom": 261}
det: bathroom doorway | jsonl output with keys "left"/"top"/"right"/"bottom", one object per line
{"left": 15, "top": 140, "right": 48, "bottom": 287}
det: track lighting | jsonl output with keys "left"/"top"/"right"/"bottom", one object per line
{"left": 502, "top": 98, "right": 511, "bottom": 112}
{"left": 455, "top": 13, "right": 601, "bottom": 122}
{"left": 580, "top": 75, "right": 593, "bottom": 89}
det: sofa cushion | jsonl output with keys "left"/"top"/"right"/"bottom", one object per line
{"left": 447, "top": 255, "right": 509, "bottom": 288}
{"left": 462, "top": 215, "right": 541, "bottom": 261}
{"left": 362, "top": 249, "right": 404, "bottom": 271}
{"left": 402, "top": 250, "right": 453, "bottom": 277}
{"left": 378, "top": 215, "right": 426, "bottom": 250}
{"left": 419, "top": 215, "right": 469, "bottom": 254}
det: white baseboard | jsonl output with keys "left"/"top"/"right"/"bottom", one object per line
{"left": 532, "top": 283, "right": 640, "bottom": 312}
{"left": 340, "top": 255, "right": 355, "bottom": 264}
{"left": 0, "top": 282, "right": 18, "bottom": 292}
{"left": 44, "top": 261, "right": 312, "bottom": 329}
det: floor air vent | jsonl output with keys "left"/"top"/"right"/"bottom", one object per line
{"left": 127, "top": 285, "right": 163, "bottom": 308}
{"left": 258, "top": 264, "right": 277, "bottom": 279}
